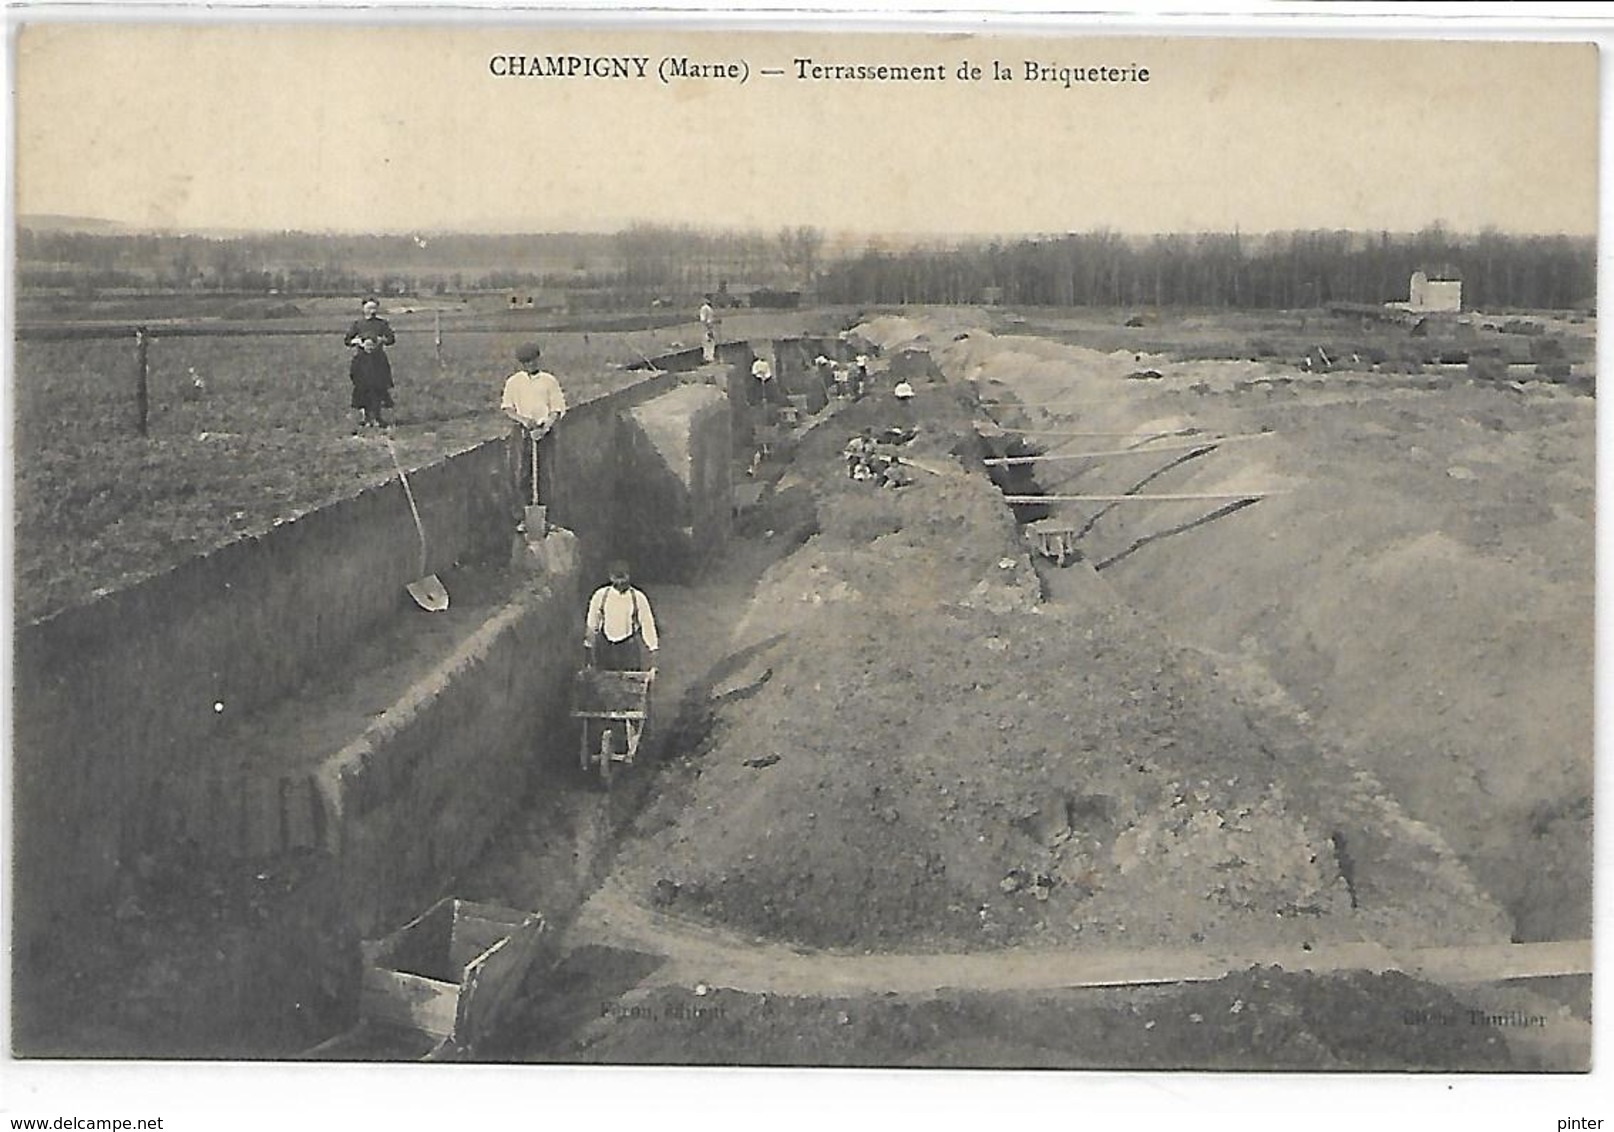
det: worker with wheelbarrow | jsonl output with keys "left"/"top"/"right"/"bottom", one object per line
{"left": 500, "top": 342, "right": 568, "bottom": 533}
{"left": 579, "top": 561, "right": 660, "bottom": 770}
{"left": 585, "top": 560, "right": 659, "bottom": 674}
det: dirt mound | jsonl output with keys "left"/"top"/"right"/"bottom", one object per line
{"left": 852, "top": 310, "right": 989, "bottom": 354}
{"left": 946, "top": 329, "right": 1593, "bottom": 943}
{"left": 611, "top": 375, "right": 1509, "bottom": 955}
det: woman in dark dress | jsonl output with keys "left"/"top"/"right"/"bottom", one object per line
{"left": 349, "top": 336, "right": 393, "bottom": 429}
{"left": 344, "top": 297, "right": 396, "bottom": 429}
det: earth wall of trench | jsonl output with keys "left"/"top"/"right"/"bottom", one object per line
{"left": 10, "top": 372, "right": 729, "bottom": 954}
{"left": 936, "top": 328, "right": 1593, "bottom": 944}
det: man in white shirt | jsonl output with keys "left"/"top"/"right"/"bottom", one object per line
{"left": 749, "top": 354, "right": 774, "bottom": 405}
{"left": 699, "top": 297, "right": 719, "bottom": 363}
{"left": 501, "top": 342, "right": 568, "bottom": 523}
{"left": 585, "top": 561, "right": 660, "bottom": 672}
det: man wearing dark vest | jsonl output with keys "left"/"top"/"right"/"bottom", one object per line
{"left": 584, "top": 561, "right": 660, "bottom": 671}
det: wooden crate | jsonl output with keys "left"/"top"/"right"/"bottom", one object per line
{"left": 354, "top": 898, "right": 549, "bottom": 1058}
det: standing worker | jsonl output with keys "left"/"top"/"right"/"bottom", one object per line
{"left": 893, "top": 378, "right": 916, "bottom": 426}
{"left": 344, "top": 296, "right": 396, "bottom": 431}
{"left": 749, "top": 352, "right": 775, "bottom": 406}
{"left": 501, "top": 342, "right": 568, "bottom": 530}
{"left": 585, "top": 561, "right": 660, "bottom": 672}
{"left": 699, "top": 295, "right": 720, "bottom": 363}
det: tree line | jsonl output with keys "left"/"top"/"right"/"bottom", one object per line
{"left": 14, "top": 224, "right": 822, "bottom": 298}
{"left": 16, "top": 223, "right": 1594, "bottom": 312}
{"left": 817, "top": 228, "right": 1594, "bottom": 312}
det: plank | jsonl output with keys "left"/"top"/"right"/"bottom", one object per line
{"left": 640, "top": 938, "right": 1590, "bottom": 998}
{"left": 1400, "top": 940, "right": 1592, "bottom": 984}
{"left": 1002, "top": 492, "right": 1283, "bottom": 503}
{"left": 978, "top": 397, "right": 1129, "bottom": 407}
{"left": 977, "top": 427, "right": 1204, "bottom": 438}
{"left": 894, "top": 455, "right": 957, "bottom": 476}
{"left": 982, "top": 432, "right": 1273, "bottom": 465}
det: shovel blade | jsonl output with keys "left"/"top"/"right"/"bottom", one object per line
{"left": 407, "top": 574, "right": 450, "bottom": 612}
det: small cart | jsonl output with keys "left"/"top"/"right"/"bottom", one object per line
{"left": 572, "top": 667, "right": 655, "bottom": 784}
{"left": 1024, "top": 518, "right": 1081, "bottom": 567}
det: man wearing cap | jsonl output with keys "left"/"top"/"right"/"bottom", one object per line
{"left": 501, "top": 342, "right": 568, "bottom": 525}
{"left": 585, "top": 561, "right": 660, "bottom": 672}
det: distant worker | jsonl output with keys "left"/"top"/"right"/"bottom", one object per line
{"left": 844, "top": 430, "right": 876, "bottom": 476}
{"left": 813, "top": 354, "right": 836, "bottom": 398}
{"left": 585, "top": 560, "right": 660, "bottom": 672}
{"left": 344, "top": 296, "right": 396, "bottom": 431}
{"left": 501, "top": 342, "right": 568, "bottom": 527}
{"left": 750, "top": 353, "right": 775, "bottom": 405}
{"left": 699, "top": 296, "right": 720, "bottom": 363}
{"left": 893, "top": 378, "right": 916, "bottom": 424}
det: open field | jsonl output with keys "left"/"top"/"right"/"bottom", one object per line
{"left": 10, "top": 301, "right": 839, "bottom": 623}
{"left": 992, "top": 304, "right": 1596, "bottom": 370}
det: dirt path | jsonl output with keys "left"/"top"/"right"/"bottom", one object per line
{"left": 564, "top": 874, "right": 1589, "bottom": 998}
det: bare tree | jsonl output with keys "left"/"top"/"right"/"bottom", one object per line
{"left": 777, "top": 225, "right": 825, "bottom": 288}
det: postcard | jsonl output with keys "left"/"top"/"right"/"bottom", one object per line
{"left": 5, "top": 11, "right": 1602, "bottom": 1127}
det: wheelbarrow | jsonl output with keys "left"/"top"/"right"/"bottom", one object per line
{"left": 571, "top": 666, "right": 655, "bottom": 785}
{"left": 1024, "top": 518, "right": 1081, "bottom": 567}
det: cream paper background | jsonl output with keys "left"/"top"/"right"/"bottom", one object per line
{"left": 2, "top": 8, "right": 1609, "bottom": 1131}
{"left": 13, "top": 27, "right": 1598, "bottom": 236}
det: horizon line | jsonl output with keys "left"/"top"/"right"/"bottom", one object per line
{"left": 17, "top": 217, "right": 1597, "bottom": 242}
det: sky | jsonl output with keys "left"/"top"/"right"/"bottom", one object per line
{"left": 11, "top": 23, "right": 1599, "bottom": 238}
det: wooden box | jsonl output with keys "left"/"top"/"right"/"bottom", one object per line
{"left": 356, "top": 898, "right": 548, "bottom": 1058}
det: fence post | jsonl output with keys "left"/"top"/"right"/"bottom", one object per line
{"left": 134, "top": 325, "right": 149, "bottom": 436}
{"left": 435, "top": 309, "right": 443, "bottom": 369}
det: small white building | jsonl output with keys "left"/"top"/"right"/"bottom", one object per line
{"left": 1406, "top": 269, "right": 1462, "bottom": 313}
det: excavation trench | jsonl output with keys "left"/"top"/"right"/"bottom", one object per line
{"left": 454, "top": 323, "right": 1587, "bottom": 1069}
{"left": 19, "top": 319, "right": 1587, "bottom": 1067}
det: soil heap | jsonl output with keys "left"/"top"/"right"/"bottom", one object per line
{"left": 942, "top": 324, "right": 1593, "bottom": 943}
{"left": 610, "top": 343, "right": 1511, "bottom": 956}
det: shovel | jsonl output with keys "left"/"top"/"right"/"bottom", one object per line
{"left": 631, "top": 344, "right": 667, "bottom": 377}
{"left": 525, "top": 431, "right": 548, "bottom": 534}
{"left": 385, "top": 436, "right": 450, "bottom": 612}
